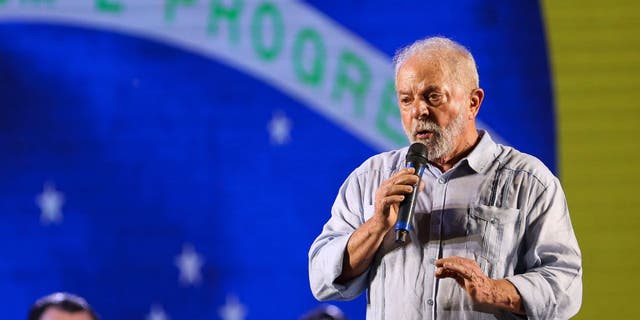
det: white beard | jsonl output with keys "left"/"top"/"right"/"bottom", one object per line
{"left": 408, "top": 111, "right": 466, "bottom": 162}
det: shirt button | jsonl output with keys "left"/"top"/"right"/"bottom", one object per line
{"left": 427, "top": 299, "right": 434, "bottom": 306}
{"left": 490, "top": 218, "right": 497, "bottom": 224}
{"left": 438, "top": 177, "right": 446, "bottom": 184}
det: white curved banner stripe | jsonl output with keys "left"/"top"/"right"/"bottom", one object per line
{"left": 0, "top": 0, "right": 504, "bottom": 150}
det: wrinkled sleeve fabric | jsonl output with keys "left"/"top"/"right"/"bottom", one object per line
{"left": 506, "top": 177, "right": 582, "bottom": 320}
{"left": 308, "top": 170, "right": 371, "bottom": 301}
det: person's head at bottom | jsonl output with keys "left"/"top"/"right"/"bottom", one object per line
{"left": 28, "top": 292, "right": 98, "bottom": 320}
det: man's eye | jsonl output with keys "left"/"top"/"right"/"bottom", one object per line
{"left": 427, "top": 93, "right": 443, "bottom": 106}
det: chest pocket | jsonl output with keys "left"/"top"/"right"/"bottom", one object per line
{"left": 466, "top": 204, "right": 520, "bottom": 276}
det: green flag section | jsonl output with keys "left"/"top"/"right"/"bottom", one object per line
{"left": 0, "top": 0, "right": 511, "bottom": 152}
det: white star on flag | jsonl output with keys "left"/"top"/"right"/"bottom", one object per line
{"left": 218, "top": 294, "right": 247, "bottom": 320}
{"left": 174, "top": 243, "right": 204, "bottom": 286}
{"left": 35, "top": 182, "right": 65, "bottom": 225}
{"left": 146, "top": 304, "right": 169, "bottom": 320}
{"left": 267, "top": 111, "right": 292, "bottom": 145}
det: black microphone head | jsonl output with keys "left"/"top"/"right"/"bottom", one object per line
{"left": 406, "top": 142, "right": 428, "bottom": 165}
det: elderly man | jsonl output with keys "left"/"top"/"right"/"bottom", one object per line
{"left": 308, "top": 37, "right": 582, "bottom": 319}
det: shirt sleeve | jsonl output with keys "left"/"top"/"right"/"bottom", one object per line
{"left": 506, "top": 178, "right": 582, "bottom": 319}
{"left": 308, "top": 171, "right": 371, "bottom": 301}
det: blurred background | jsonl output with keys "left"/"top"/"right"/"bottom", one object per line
{"left": 0, "top": 0, "right": 637, "bottom": 319}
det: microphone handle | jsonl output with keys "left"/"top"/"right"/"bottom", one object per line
{"left": 394, "top": 163, "right": 425, "bottom": 244}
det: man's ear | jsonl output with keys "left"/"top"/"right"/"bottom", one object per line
{"left": 468, "top": 88, "right": 484, "bottom": 119}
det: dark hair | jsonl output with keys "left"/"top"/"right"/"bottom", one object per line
{"left": 28, "top": 292, "right": 98, "bottom": 320}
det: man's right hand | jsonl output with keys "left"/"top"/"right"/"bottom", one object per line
{"left": 371, "top": 167, "right": 424, "bottom": 233}
{"left": 336, "top": 167, "right": 424, "bottom": 284}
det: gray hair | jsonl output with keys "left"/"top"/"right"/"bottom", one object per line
{"left": 392, "top": 36, "right": 479, "bottom": 90}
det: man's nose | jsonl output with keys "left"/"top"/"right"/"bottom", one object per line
{"left": 411, "top": 100, "right": 429, "bottom": 119}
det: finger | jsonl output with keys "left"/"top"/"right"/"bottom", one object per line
{"left": 388, "top": 168, "right": 415, "bottom": 179}
{"left": 435, "top": 267, "right": 457, "bottom": 278}
{"left": 394, "top": 167, "right": 419, "bottom": 176}
{"left": 375, "top": 184, "right": 411, "bottom": 202}
{"left": 385, "top": 167, "right": 421, "bottom": 182}
{"left": 403, "top": 167, "right": 416, "bottom": 174}
{"left": 376, "top": 195, "right": 405, "bottom": 209}
{"left": 435, "top": 256, "right": 472, "bottom": 267}
{"left": 378, "top": 176, "right": 418, "bottom": 195}
{"left": 384, "top": 184, "right": 414, "bottom": 196}
{"left": 436, "top": 260, "right": 480, "bottom": 281}
{"left": 435, "top": 268, "right": 466, "bottom": 287}
{"left": 390, "top": 173, "right": 420, "bottom": 186}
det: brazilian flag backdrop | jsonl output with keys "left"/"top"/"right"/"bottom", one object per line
{"left": 0, "top": 1, "right": 637, "bottom": 319}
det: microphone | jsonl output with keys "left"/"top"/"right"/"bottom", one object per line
{"left": 394, "top": 142, "right": 428, "bottom": 244}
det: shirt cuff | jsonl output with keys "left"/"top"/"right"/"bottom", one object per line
{"left": 506, "top": 273, "right": 554, "bottom": 320}
{"left": 310, "top": 234, "right": 369, "bottom": 300}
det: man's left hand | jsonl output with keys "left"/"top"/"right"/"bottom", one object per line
{"left": 435, "top": 256, "right": 524, "bottom": 314}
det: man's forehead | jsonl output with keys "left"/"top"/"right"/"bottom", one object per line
{"left": 396, "top": 65, "right": 448, "bottom": 90}
{"left": 399, "top": 54, "right": 449, "bottom": 75}
{"left": 396, "top": 54, "right": 461, "bottom": 91}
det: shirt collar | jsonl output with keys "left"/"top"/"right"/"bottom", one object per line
{"left": 464, "top": 130, "right": 499, "bottom": 174}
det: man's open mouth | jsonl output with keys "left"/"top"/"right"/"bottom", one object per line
{"left": 416, "top": 129, "right": 433, "bottom": 139}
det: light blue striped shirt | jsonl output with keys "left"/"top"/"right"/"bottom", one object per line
{"left": 309, "top": 131, "right": 582, "bottom": 320}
